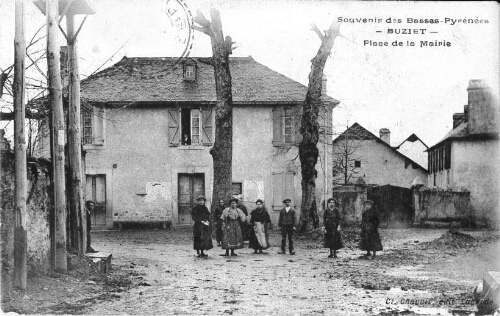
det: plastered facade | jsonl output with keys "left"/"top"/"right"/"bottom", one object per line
{"left": 84, "top": 104, "right": 332, "bottom": 227}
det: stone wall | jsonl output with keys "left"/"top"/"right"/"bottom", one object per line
{"left": 332, "top": 183, "right": 414, "bottom": 228}
{"left": 413, "top": 186, "right": 472, "bottom": 227}
{"left": 1, "top": 134, "right": 52, "bottom": 293}
{"left": 332, "top": 184, "right": 366, "bottom": 225}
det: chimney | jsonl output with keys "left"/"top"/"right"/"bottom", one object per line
{"left": 379, "top": 128, "right": 390, "bottom": 145}
{"left": 452, "top": 113, "right": 465, "bottom": 129}
{"left": 467, "top": 79, "right": 500, "bottom": 134}
{"left": 60, "top": 46, "right": 69, "bottom": 88}
{"left": 322, "top": 77, "right": 327, "bottom": 96}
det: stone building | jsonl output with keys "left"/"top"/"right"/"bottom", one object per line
{"left": 427, "top": 79, "right": 500, "bottom": 227}
{"left": 332, "top": 123, "right": 428, "bottom": 188}
{"left": 37, "top": 56, "right": 339, "bottom": 228}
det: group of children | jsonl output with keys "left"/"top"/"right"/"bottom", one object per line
{"left": 192, "top": 196, "right": 383, "bottom": 259}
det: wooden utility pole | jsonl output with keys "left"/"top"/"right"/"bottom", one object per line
{"left": 13, "top": 0, "right": 27, "bottom": 290}
{"left": 46, "top": 0, "right": 67, "bottom": 272}
{"left": 66, "top": 14, "right": 85, "bottom": 253}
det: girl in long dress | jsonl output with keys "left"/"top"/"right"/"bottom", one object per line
{"left": 192, "top": 196, "right": 213, "bottom": 258}
{"left": 220, "top": 198, "right": 246, "bottom": 256}
{"left": 359, "top": 200, "right": 383, "bottom": 259}
{"left": 323, "top": 198, "right": 344, "bottom": 258}
{"left": 249, "top": 199, "right": 271, "bottom": 254}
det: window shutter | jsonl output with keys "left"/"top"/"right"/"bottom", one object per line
{"left": 292, "top": 106, "right": 302, "bottom": 145}
{"left": 272, "top": 106, "right": 284, "bottom": 147}
{"left": 272, "top": 173, "right": 284, "bottom": 210}
{"left": 93, "top": 108, "right": 104, "bottom": 145}
{"left": 201, "top": 107, "right": 214, "bottom": 146}
{"left": 445, "top": 143, "right": 451, "bottom": 170}
{"left": 168, "top": 108, "right": 180, "bottom": 146}
{"left": 283, "top": 172, "right": 295, "bottom": 206}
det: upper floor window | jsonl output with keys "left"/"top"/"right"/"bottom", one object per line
{"left": 283, "top": 108, "right": 293, "bottom": 143}
{"left": 183, "top": 59, "right": 197, "bottom": 81}
{"left": 428, "top": 143, "right": 451, "bottom": 174}
{"left": 354, "top": 160, "right": 361, "bottom": 168}
{"left": 81, "top": 107, "right": 105, "bottom": 147}
{"left": 185, "top": 65, "right": 195, "bottom": 79}
{"left": 273, "top": 105, "right": 301, "bottom": 147}
{"left": 168, "top": 107, "right": 213, "bottom": 147}
{"left": 83, "top": 111, "right": 93, "bottom": 145}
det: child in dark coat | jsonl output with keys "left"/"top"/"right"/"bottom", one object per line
{"left": 192, "top": 196, "right": 213, "bottom": 258}
{"left": 359, "top": 200, "right": 383, "bottom": 259}
{"left": 323, "top": 198, "right": 344, "bottom": 258}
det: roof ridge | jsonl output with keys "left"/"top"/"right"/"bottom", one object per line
{"left": 334, "top": 122, "right": 428, "bottom": 172}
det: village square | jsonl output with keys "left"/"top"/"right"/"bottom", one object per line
{"left": 0, "top": 0, "right": 499, "bottom": 315}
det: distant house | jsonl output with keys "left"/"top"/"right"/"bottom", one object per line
{"left": 394, "top": 134, "right": 428, "bottom": 170}
{"left": 427, "top": 80, "right": 499, "bottom": 226}
{"left": 331, "top": 123, "right": 428, "bottom": 188}
{"left": 37, "top": 56, "right": 339, "bottom": 228}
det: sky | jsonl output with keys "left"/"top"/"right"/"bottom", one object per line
{"left": 0, "top": 0, "right": 499, "bottom": 147}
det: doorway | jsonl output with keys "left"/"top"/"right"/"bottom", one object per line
{"left": 85, "top": 174, "right": 107, "bottom": 229}
{"left": 178, "top": 173, "right": 205, "bottom": 225}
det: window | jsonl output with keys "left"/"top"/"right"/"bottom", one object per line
{"left": 81, "top": 108, "right": 104, "bottom": 146}
{"left": 354, "top": 160, "right": 361, "bottom": 168}
{"left": 180, "top": 108, "right": 201, "bottom": 145}
{"left": 183, "top": 59, "right": 197, "bottom": 81}
{"left": 185, "top": 65, "right": 195, "bottom": 79}
{"left": 273, "top": 106, "right": 301, "bottom": 146}
{"left": 168, "top": 107, "right": 214, "bottom": 147}
{"left": 191, "top": 109, "right": 201, "bottom": 144}
{"left": 428, "top": 143, "right": 451, "bottom": 174}
{"left": 83, "top": 111, "right": 93, "bottom": 145}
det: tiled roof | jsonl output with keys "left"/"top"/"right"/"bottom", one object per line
{"left": 80, "top": 57, "right": 340, "bottom": 105}
{"left": 427, "top": 121, "right": 498, "bottom": 151}
{"left": 333, "top": 122, "right": 379, "bottom": 142}
{"left": 333, "top": 123, "right": 427, "bottom": 172}
{"left": 439, "top": 121, "right": 468, "bottom": 141}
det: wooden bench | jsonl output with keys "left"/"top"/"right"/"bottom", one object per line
{"left": 114, "top": 221, "right": 172, "bottom": 230}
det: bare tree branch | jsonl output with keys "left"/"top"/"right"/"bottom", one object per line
{"left": 311, "top": 24, "right": 324, "bottom": 41}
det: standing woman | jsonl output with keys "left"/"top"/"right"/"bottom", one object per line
{"left": 213, "top": 199, "right": 225, "bottom": 246}
{"left": 323, "top": 198, "right": 344, "bottom": 258}
{"left": 192, "top": 196, "right": 213, "bottom": 258}
{"left": 359, "top": 200, "right": 383, "bottom": 259}
{"left": 249, "top": 199, "right": 271, "bottom": 254}
{"left": 220, "top": 198, "right": 246, "bottom": 256}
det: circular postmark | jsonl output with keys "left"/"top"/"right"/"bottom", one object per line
{"left": 164, "top": 0, "right": 194, "bottom": 64}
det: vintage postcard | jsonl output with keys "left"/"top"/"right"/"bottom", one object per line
{"left": 0, "top": 0, "right": 498, "bottom": 315}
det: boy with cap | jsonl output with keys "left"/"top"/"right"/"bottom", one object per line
{"left": 278, "top": 198, "right": 297, "bottom": 255}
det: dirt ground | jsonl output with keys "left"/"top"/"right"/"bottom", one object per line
{"left": 1, "top": 226, "right": 499, "bottom": 315}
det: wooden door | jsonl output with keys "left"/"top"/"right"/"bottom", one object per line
{"left": 85, "top": 174, "right": 106, "bottom": 229}
{"left": 178, "top": 173, "right": 205, "bottom": 225}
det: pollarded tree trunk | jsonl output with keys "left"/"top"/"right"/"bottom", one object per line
{"left": 298, "top": 23, "right": 340, "bottom": 233}
{"left": 193, "top": 8, "right": 236, "bottom": 209}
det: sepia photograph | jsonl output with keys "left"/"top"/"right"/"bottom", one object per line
{"left": 0, "top": 0, "right": 499, "bottom": 315}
